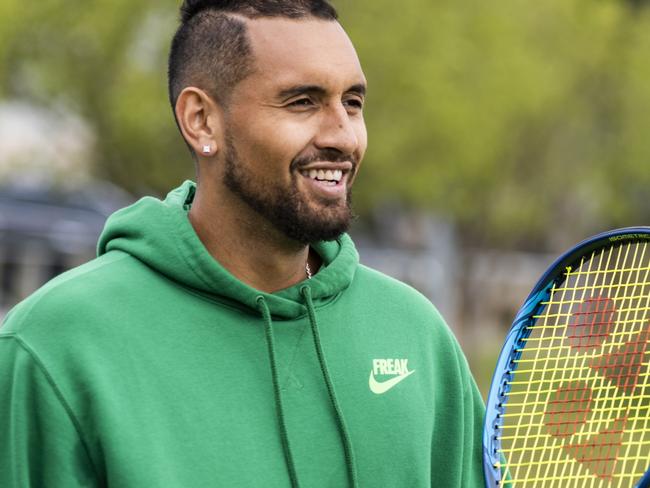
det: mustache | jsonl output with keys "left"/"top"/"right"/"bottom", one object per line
{"left": 291, "top": 149, "right": 358, "bottom": 175}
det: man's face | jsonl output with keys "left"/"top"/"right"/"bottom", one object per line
{"left": 221, "top": 17, "right": 367, "bottom": 244}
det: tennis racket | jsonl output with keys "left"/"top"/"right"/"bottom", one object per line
{"left": 483, "top": 227, "right": 650, "bottom": 488}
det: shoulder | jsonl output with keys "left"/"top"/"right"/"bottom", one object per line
{"left": 0, "top": 250, "right": 151, "bottom": 338}
{"left": 350, "top": 263, "right": 453, "bottom": 339}
{"left": 353, "top": 263, "right": 441, "bottom": 314}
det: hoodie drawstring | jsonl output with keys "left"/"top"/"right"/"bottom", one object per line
{"left": 257, "top": 296, "right": 300, "bottom": 488}
{"left": 257, "top": 290, "right": 358, "bottom": 488}
{"left": 300, "top": 286, "right": 358, "bottom": 488}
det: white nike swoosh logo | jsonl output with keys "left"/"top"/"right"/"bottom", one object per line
{"left": 368, "top": 369, "right": 415, "bottom": 394}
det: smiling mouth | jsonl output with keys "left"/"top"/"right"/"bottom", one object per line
{"left": 299, "top": 168, "right": 344, "bottom": 186}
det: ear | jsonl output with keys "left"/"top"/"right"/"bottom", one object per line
{"left": 175, "top": 87, "right": 223, "bottom": 158}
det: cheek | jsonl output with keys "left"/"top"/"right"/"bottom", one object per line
{"left": 245, "top": 136, "right": 293, "bottom": 163}
{"left": 229, "top": 106, "right": 308, "bottom": 161}
{"left": 354, "top": 119, "right": 368, "bottom": 160}
{"left": 248, "top": 122, "right": 314, "bottom": 165}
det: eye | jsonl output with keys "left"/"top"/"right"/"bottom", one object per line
{"left": 287, "top": 97, "right": 315, "bottom": 108}
{"left": 344, "top": 98, "right": 364, "bottom": 111}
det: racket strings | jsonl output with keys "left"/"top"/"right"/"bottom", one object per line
{"left": 497, "top": 241, "right": 650, "bottom": 487}
{"left": 564, "top": 242, "right": 645, "bottom": 488}
{"left": 611, "top": 243, "right": 650, "bottom": 487}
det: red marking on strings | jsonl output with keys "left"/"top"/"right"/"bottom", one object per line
{"left": 562, "top": 416, "right": 627, "bottom": 479}
{"left": 566, "top": 296, "right": 616, "bottom": 350}
{"left": 544, "top": 382, "right": 594, "bottom": 437}
{"left": 589, "top": 321, "right": 650, "bottom": 393}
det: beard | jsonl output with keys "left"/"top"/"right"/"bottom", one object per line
{"left": 222, "top": 136, "right": 356, "bottom": 245}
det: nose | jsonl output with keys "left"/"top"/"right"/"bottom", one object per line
{"left": 313, "top": 102, "right": 360, "bottom": 156}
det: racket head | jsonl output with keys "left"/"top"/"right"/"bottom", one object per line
{"left": 483, "top": 227, "right": 650, "bottom": 488}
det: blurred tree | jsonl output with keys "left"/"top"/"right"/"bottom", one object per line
{"left": 625, "top": 0, "right": 650, "bottom": 10}
{"left": 339, "top": 0, "right": 650, "bottom": 249}
{"left": 0, "top": 0, "right": 648, "bottom": 249}
{"left": 0, "top": 0, "right": 191, "bottom": 195}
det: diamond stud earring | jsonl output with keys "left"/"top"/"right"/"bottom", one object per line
{"left": 202, "top": 145, "right": 211, "bottom": 154}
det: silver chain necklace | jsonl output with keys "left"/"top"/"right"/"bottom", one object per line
{"left": 305, "top": 261, "right": 313, "bottom": 279}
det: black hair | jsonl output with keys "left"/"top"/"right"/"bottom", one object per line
{"left": 168, "top": 0, "right": 339, "bottom": 112}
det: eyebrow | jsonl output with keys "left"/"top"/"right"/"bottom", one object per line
{"left": 347, "top": 84, "right": 367, "bottom": 96}
{"left": 277, "top": 83, "right": 367, "bottom": 100}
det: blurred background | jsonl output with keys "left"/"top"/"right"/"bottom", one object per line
{"left": 1, "top": 0, "right": 649, "bottom": 398}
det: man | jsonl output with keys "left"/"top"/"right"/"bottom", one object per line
{"left": 0, "top": 1, "right": 485, "bottom": 487}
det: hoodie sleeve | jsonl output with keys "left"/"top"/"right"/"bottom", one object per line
{"left": 429, "top": 331, "right": 486, "bottom": 488}
{"left": 0, "top": 334, "right": 99, "bottom": 488}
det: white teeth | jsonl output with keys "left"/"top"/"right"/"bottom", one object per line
{"left": 303, "top": 168, "right": 344, "bottom": 183}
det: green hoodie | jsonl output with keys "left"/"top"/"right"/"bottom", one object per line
{"left": 0, "top": 181, "right": 485, "bottom": 487}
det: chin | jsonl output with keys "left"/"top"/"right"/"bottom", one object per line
{"left": 284, "top": 204, "right": 353, "bottom": 244}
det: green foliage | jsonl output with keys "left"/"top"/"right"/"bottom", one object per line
{"left": 0, "top": 0, "right": 191, "bottom": 194}
{"left": 1, "top": 0, "right": 649, "bottom": 248}
{"left": 340, "top": 0, "right": 650, "bottom": 248}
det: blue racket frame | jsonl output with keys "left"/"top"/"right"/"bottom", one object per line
{"left": 640, "top": 470, "right": 650, "bottom": 488}
{"left": 483, "top": 227, "right": 650, "bottom": 488}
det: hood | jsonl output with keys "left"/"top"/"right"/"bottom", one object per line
{"left": 97, "top": 181, "right": 359, "bottom": 320}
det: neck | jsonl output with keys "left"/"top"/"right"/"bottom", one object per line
{"left": 188, "top": 182, "right": 320, "bottom": 293}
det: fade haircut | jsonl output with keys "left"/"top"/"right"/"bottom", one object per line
{"left": 168, "top": 0, "right": 338, "bottom": 114}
